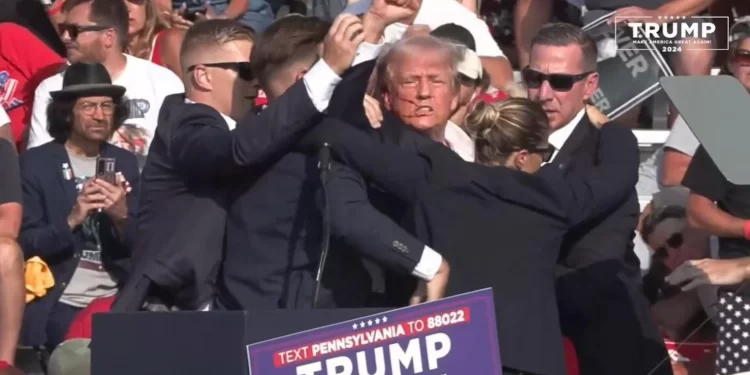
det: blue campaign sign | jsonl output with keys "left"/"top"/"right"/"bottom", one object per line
{"left": 246, "top": 289, "right": 501, "bottom": 375}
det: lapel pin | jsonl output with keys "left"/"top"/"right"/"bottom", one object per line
{"left": 62, "top": 163, "right": 73, "bottom": 180}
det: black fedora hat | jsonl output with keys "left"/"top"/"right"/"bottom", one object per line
{"left": 50, "top": 62, "right": 126, "bottom": 99}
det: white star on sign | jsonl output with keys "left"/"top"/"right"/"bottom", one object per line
{"left": 367, "top": 320, "right": 373, "bottom": 326}
{"left": 375, "top": 318, "right": 380, "bottom": 324}
{"left": 352, "top": 323, "right": 358, "bottom": 330}
{"left": 382, "top": 316, "right": 388, "bottom": 323}
{"left": 360, "top": 322, "right": 365, "bottom": 328}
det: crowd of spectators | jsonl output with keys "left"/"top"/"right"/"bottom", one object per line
{"left": 0, "top": 0, "right": 749, "bottom": 374}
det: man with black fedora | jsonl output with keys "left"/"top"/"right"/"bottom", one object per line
{"left": 17, "top": 62, "right": 140, "bottom": 351}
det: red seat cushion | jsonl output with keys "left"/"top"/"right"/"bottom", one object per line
{"left": 64, "top": 296, "right": 116, "bottom": 340}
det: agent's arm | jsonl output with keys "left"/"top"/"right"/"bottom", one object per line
{"left": 170, "top": 14, "right": 366, "bottom": 179}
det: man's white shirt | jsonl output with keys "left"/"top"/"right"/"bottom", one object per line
{"left": 445, "top": 121, "right": 475, "bottom": 162}
{"left": 0, "top": 106, "right": 9, "bottom": 125}
{"left": 547, "top": 108, "right": 586, "bottom": 163}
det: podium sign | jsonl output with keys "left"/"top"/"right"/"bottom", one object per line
{"left": 246, "top": 289, "right": 501, "bottom": 375}
{"left": 583, "top": 12, "right": 673, "bottom": 120}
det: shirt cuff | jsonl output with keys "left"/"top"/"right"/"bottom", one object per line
{"left": 352, "top": 41, "right": 385, "bottom": 66}
{"left": 303, "top": 59, "right": 343, "bottom": 112}
{"left": 411, "top": 246, "right": 443, "bottom": 281}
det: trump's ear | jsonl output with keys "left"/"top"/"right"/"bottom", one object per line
{"left": 382, "top": 91, "right": 393, "bottom": 111}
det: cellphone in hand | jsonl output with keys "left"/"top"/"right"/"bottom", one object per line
{"left": 184, "top": 9, "right": 206, "bottom": 22}
{"left": 96, "top": 157, "right": 117, "bottom": 185}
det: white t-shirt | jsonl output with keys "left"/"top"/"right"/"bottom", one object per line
{"left": 27, "top": 54, "right": 184, "bottom": 166}
{"left": 383, "top": 0, "right": 505, "bottom": 58}
{"left": 0, "top": 107, "right": 9, "bottom": 125}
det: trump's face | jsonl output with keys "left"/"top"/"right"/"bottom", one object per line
{"left": 383, "top": 50, "right": 458, "bottom": 134}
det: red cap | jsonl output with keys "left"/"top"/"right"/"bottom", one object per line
{"left": 475, "top": 91, "right": 508, "bottom": 105}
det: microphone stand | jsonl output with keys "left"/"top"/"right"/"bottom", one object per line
{"left": 312, "top": 143, "right": 331, "bottom": 308}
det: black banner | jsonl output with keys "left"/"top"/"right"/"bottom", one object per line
{"left": 583, "top": 12, "right": 674, "bottom": 120}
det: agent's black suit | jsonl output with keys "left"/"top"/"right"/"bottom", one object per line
{"left": 553, "top": 116, "right": 672, "bottom": 375}
{"left": 214, "top": 53, "right": 435, "bottom": 311}
{"left": 300, "top": 119, "right": 639, "bottom": 375}
{"left": 214, "top": 151, "right": 430, "bottom": 310}
{"left": 113, "top": 80, "right": 323, "bottom": 311}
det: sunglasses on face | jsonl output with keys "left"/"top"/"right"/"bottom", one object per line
{"left": 533, "top": 145, "right": 556, "bottom": 162}
{"left": 58, "top": 23, "right": 110, "bottom": 40}
{"left": 506, "top": 145, "right": 556, "bottom": 163}
{"left": 188, "top": 62, "right": 255, "bottom": 81}
{"left": 731, "top": 50, "right": 750, "bottom": 67}
{"left": 653, "top": 232, "right": 684, "bottom": 259}
{"left": 522, "top": 67, "right": 592, "bottom": 92}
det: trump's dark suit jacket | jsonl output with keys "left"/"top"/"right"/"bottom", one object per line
{"left": 18, "top": 141, "right": 139, "bottom": 345}
{"left": 215, "top": 151, "right": 428, "bottom": 310}
{"left": 300, "top": 119, "right": 639, "bottom": 375}
{"left": 113, "top": 80, "right": 323, "bottom": 311}
{"left": 554, "top": 116, "right": 671, "bottom": 375}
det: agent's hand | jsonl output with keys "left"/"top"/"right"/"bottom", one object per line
{"left": 67, "top": 183, "right": 106, "bottom": 229}
{"left": 363, "top": 94, "right": 383, "bottom": 128}
{"left": 666, "top": 258, "right": 750, "bottom": 291}
{"left": 321, "top": 14, "right": 366, "bottom": 76}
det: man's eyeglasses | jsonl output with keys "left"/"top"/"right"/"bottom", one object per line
{"left": 653, "top": 232, "right": 684, "bottom": 259}
{"left": 58, "top": 23, "right": 110, "bottom": 40}
{"left": 731, "top": 50, "right": 750, "bottom": 67}
{"left": 522, "top": 67, "right": 593, "bottom": 92}
{"left": 187, "top": 62, "right": 255, "bottom": 81}
{"left": 78, "top": 101, "right": 115, "bottom": 115}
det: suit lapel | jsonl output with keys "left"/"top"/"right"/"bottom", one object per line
{"left": 52, "top": 142, "right": 80, "bottom": 207}
{"left": 554, "top": 115, "right": 594, "bottom": 171}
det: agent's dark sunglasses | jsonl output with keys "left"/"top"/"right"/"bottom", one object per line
{"left": 187, "top": 62, "right": 255, "bottom": 81}
{"left": 506, "top": 145, "right": 555, "bottom": 162}
{"left": 654, "top": 232, "right": 683, "bottom": 259}
{"left": 522, "top": 67, "right": 593, "bottom": 92}
{"left": 58, "top": 23, "right": 110, "bottom": 40}
{"left": 533, "top": 145, "right": 556, "bottom": 162}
